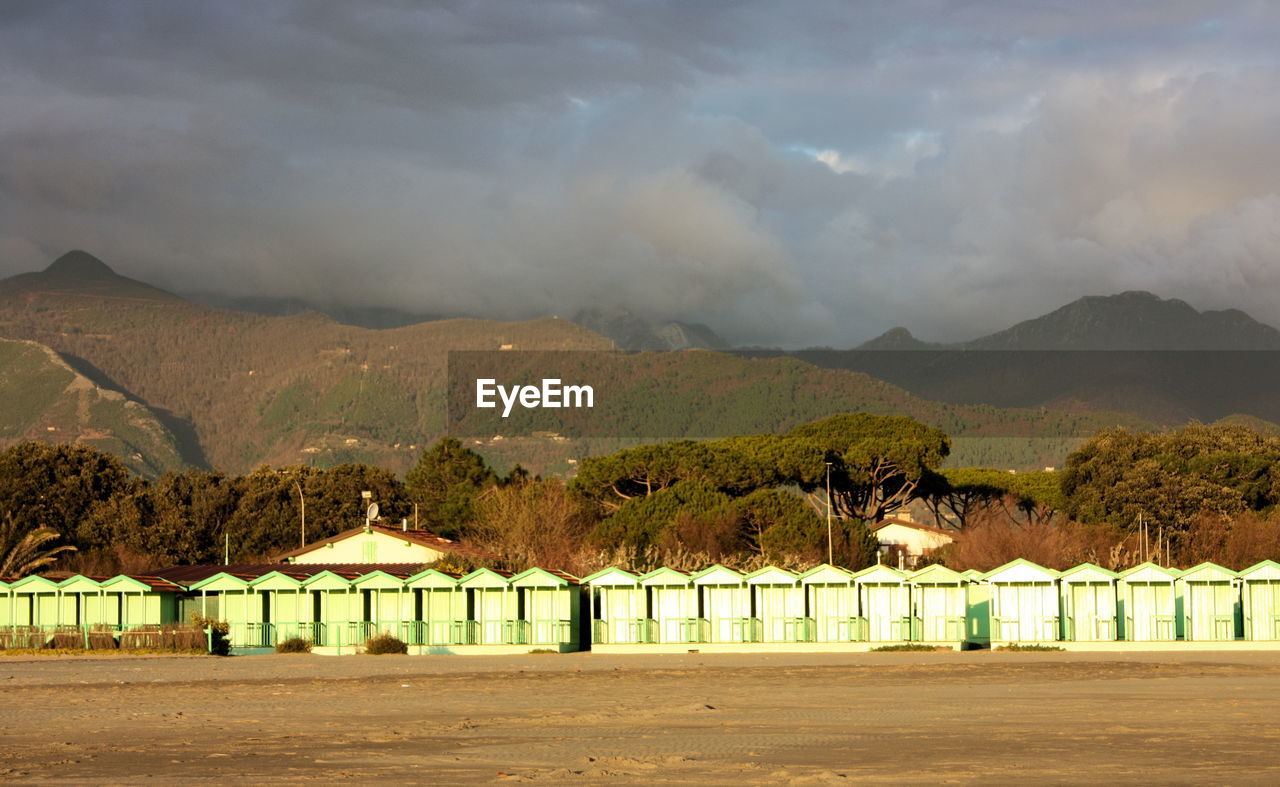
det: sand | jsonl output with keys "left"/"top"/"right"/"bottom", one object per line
{"left": 3, "top": 650, "right": 1280, "bottom": 783}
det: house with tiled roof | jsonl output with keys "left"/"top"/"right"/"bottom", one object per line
{"left": 871, "top": 516, "right": 956, "bottom": 568}
{"left": 273, "top": 523, "right": 501, "bottom": 566}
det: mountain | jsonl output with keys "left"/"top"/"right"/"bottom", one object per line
{"left": 758, "top": 291, "right": 1280, "bottom": 427}
{"left": 0, "top": 251, "right": 1148, "bottom": 474}
{"left": 0, "top": 250, "right": 182, "bottom": 302}
{"left": 0, "top": 337, "right": 185, "bottom": 476}
{"left": 858, "top": 291, "right": 1280, "bottom": 350}
{"left": 183, "top": 292, "right": 446, "bottom": 330}
{"left": 573, "top": 307, "right": 729, "bottom": 351}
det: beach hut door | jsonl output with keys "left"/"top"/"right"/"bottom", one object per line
{"left": 1249, "top": 581, "right": 1280, "bottom": 640}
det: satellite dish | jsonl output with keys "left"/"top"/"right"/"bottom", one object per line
{"left": 366, "top": 502, "right": 380, "bottom": 522}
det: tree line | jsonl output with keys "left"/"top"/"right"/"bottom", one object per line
{"left": 5, "top": 417, "right": 1280, "bottom": 577}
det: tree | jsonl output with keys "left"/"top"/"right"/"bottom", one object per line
{"left": 0, "top": 514, "right": 76, "bottom": 576}
{"left": 783, "top": 414, "right": 950, "bottom": 523}
{"left": 1062, "top": 425, "right": 1266, "bottom": 538}
{"left": 0, "top": 442, "right": 134, "bottom": 551}
{"left": 467, "top": 479, "right": 595, "bottom": 573}
{"left": 917, "top": 468, "right": 1009, "bottom": 530}
{"left": 405, "top": 438, "right": 496, "bottom": 537}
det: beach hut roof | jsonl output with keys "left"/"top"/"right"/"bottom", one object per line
{"left": 582, "top": 567, "right": 642, "bottom": 586}
{"left": 745, "top": 566, "right": 799, "bottom": 585}
{"left": 1238, "top": 560, "right": 1280, "bottom": 581}
{"left": 511, "top": 567, "right": 580, "bottom": 587}
{"left": 850, "top": 563, "right": 907, "bottom": 583}
{"left": 188, "top": 571, "right": 256, "bottom": 591}
{"left": 692, "top": 565, "right": 746, "bottom": 585}
{"left": 350, "top": 569, "right": 415, "bottom": 589}
{"left": 300, "top": 570, "right": 361, "bottom": 589}
{"left": 248, "top": 570, "right": 310, "bottom": 589}
{"left": 7, "top": 574, "right": 61, "bottom": 590}
{"left": 961, "top": 569, "right": 983, "bottom": 579}
{"left": 908, "top": 564, "right": 968, "bottom": 584}
{"left": 101, "top": 575, "right": 184, "bottom": 592}
{"left": 1178, "top": 562, "right": 1238, "bottom": 583}
{"left": 1117, "top": 562, "right": 1181, "bottom": 582}
{"left": 799, "top": 564, "right": 855, "bottom": 584}
{"left": 404, "top": 568, "right": 462, "bottom": 588}
{"left": 638, "top": 567, "right": 693, "bottom": 586}
{"left": 1058, "top": 563, "right": 1119, "bottom": 583}
{"left": 56, "top": 575, "right": 110, "bottom": 591}
{"left": 458, "top": 567, "right": 514, "bottom": 588}
{"left": 980, "top": 558, "right": 1059, "bottom": 583}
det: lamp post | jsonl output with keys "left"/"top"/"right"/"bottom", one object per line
{"left": 292, "top": 477, "right": 306, "bottom": 549}
{"left": 825, "top": 462, "right": 834, "bottom": 565}
{"left": 279, "top": 469, "right": 306, "bottom": 549}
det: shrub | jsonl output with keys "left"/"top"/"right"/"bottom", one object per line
{"left": 190, "top": 612, "right": 232, "bottom": 656}
{"left": 996, "top": 643, "right": 1065, "bottom": 652}
{"left": 870, "top": 644, "right": 952, "bottom": 652}
{"left": 275, "top": 637, "right": 313, "bottom": 654}
{"left": 364, "top": 632, "right": 408, "bottom": 655}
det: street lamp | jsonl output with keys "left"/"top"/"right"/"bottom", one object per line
{"left": 279, "top": 470, "right": 306, "bottom": 549}
{"left": 825, "top": 462, "right": 834, "bottom": 565}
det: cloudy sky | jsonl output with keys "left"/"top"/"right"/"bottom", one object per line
{"left": 2, "top": 1, "right": 1280, "bottom": 346}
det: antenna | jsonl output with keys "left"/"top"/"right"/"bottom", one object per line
{"left": 366, "top": 502, "right": 379, "bottom": 524}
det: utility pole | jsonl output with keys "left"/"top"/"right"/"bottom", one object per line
{"left": 825, "top": 462, "right": 834, "bottom": 565}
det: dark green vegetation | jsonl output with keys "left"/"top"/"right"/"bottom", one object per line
{"left": 275, "top": 637, "right": 313, "bottom": 654}
{"left": 5, "top": 414, "right": 1280, "bottom": 578}
{"left": 0, "top": 337, "right": 184, "bottom": 476}
{"left": 363, "top": 632, "right": 409, "bottom": 655}
{"left": 0, "top": 251, "right": 1159, "bottom": 478}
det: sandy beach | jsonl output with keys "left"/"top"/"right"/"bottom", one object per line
{"left": 3, "top": 650, "right": 1280, "bottom": 783}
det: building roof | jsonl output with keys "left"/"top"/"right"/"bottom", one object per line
{"left": 273, "top": 524, "right": 502, "bottom": 562}
{"left": 872, "top": 518, "right": 957, "bottom": 539}
{"left": 149, "top": 562, "right": 430, "bottom": 586}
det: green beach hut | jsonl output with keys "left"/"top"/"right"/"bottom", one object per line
{"left": 1178, "top": 563, "right": 1240, "bottom": 642}
{"left": 583, "top": 567, "right": 650, "bottom": 645}
{"left": 190, "top": 572, "right": 262, "bottom": 647}
{"left": 799, "top": 564, "right": 859, "bottom": 642}
{"left": 300, "top": 570, "right": 360, "bottom": 648}
{"left": 692, "top": 566, "right": 754, "bottom": 643}
{"left": 851, "top": 564, "right": 910, "bottom": 642}
{"left": 349, "top": 570, "right": 414, "bottom": 643}
{"left": 746, "top": 567, "right": 809, "bottom": 643}
{"left": 1239, "top": 560, "right": 1280, "bottom": 641}
{"left": 247, "top": 571, "right": 312, "bottom": 646}
{"left": 1117, "top": 562, "right": 1180, "bottom": 641}
{"left": 908, "top": 564, "right": 969, "bottom": 643}
{"left": 639, "top": 567, "right": 700, "bottom": 644}
{"left": 458, "top": 568, "right": 518, "bottom": 644}
{"left": 404, "top": 568, "right": 466, "bottom": 646}
{"left": 1058, "top": 563, "right": 1119, "bottom": 642}
{"left": 510, "top": 568, "right": 580, "bottom": 650}
{"left": 982, "top": 559, "right": 1061, "bottom": 643}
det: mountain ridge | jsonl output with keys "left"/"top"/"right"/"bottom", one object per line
{"left": 857, "top": 290, "right": 1280, "bottom": 351}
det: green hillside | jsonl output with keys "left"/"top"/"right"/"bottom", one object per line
{"left": 0, "top": 252, "right": 1156, "bottom": 475}
{"left": 0, "top": 338, "right": 185, "bottom": 476}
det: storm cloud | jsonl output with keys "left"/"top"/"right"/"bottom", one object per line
{"left": 2, "top": 1, "right": 1280, "bottom": 346}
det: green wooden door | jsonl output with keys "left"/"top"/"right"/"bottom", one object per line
{"left": 652, "top": 587, "right": 695, "bottom": 643}
{"left": 600, "top": 587, "right": 641, "bottom": 643}
{"left": 1187, "top": 583, "right": 1236, "bottom": 641}
{"left": 1247, "top": 581, "right": 1280, "bottom": 640}
{"left": 810, "top": 585, "right": 855, "bottom": 642}
{"left": 706, "top": 586, "right": 747, "bottom": 642}
{"left": 1069, "top": 583, "right": 1115, "bottom": 641}
{"left": 864, "top": 584, "right": 907, "bottom": 641}
{"left": 918, "top": 584, "right": 963, "bottom": 641}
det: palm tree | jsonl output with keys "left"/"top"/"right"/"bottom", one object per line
{"left": 0, "top": 513, "right": 76, "bottom": 577}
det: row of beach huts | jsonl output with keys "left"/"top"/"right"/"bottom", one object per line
{"left": 3, "top": 558, "right": 1280, "bottom": 654}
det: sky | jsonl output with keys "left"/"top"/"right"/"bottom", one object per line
{"left": 2, "top": 1, "right": 1280, "bottom": 347}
